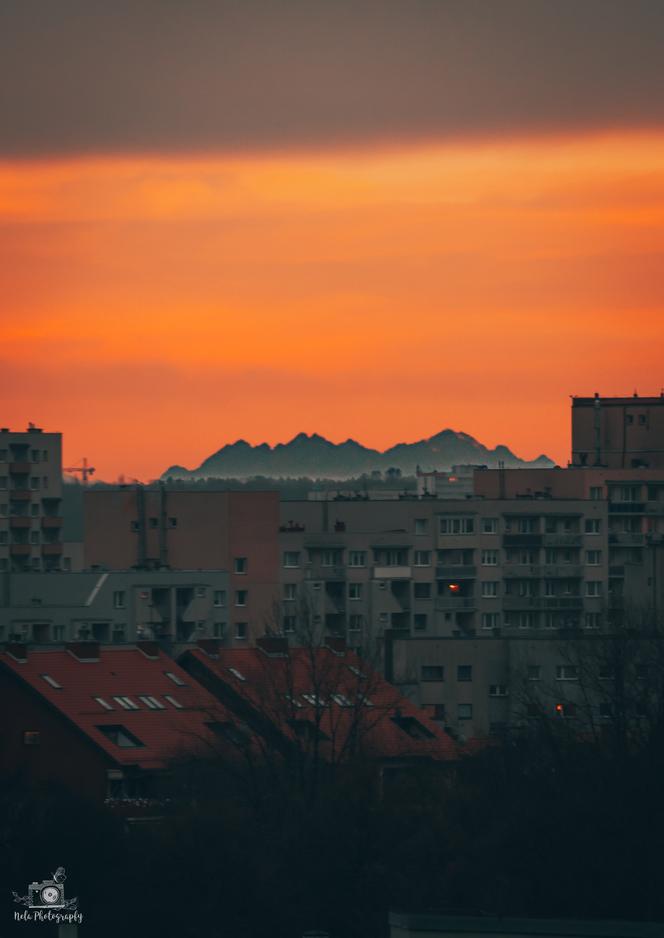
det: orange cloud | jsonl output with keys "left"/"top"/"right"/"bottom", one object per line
{"left": 1, "top": 132, "right": 663, "bottom": 479}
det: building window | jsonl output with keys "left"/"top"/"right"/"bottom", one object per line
{"left": 414, "top": 518, "right": 428, "bottom": 535}
{"left": 41, "top": 673, "right": 63, "bottom": 689}
{"left": 482, "top": 518, "right": 498, "bottom": 534}
{"left": 31, "top": 449, "right": 40, "bottom": 462}
{"left": 0, "top": 450, "right": 6, "bottom": 461}
{"left": 0, "top": 503, "right": 6, "bottom": 515}
{"left": 489, "top": 684, "right": 508, "bottom": 697}
{"left": 585, "top": 581, "right": 602, "bottom": 597}
{"left": 348, "top": 583, "right": 362, "bottom": 601}
{"left": 213, "top": 622, "right": 226, "bottom": 638}
{"left": 234, "top": 557, "right": 247, "bottom": 574}
{"left": 149, "top": 517, "right": 158, "bottom": 529}
{"left": 413, "top": 613, "right": 428, "bottom": 631}
{"left": 348, "top": 614, "right": 363, "bottom": 631}
{"left": 282, "top": 615, "right": 296, "bottom": 633}
{"left": 481, "top": 549, "right": 498, "bottom": 565}
{"left": 213, "top": 590, "right": 226, "bottom": 607}
{"left": 163, "top": 695, "right": 184, "bottom": 710}
{"left": 432, "top": 704, "right": 446, "bottom": 721}
{"left": 458, "top": 703, "right": 473, "bottom": 720}
{"left": 481, "top": 613, "right": 500, "bottom": 630}
{"left": 0, "top": 531, "right": 8, "bottom": 545}
{"left": 585, "top": 519, "right": 601, "bottom": 534}
{"left": 374, "top": 548, "right": 407, "bottom": 566}
{"left": 414, "top": 550, "right": 431, "bottom": 567}
{"left": 113, "top": 591, "right": 126, "bottom": 609}
{"left": 164, "top": 670, "right": 186, "bottom": 686}
{"left": 138, "top": 695, "right": 166, "bottom": 710}
{"left": 30, "top": 503, "right": 39, "bottom": 516}
{"left": 348, "top": 550, "right": 366, "bottom": 567}
{"left": 112, "top": 696, "right": 140, "bottom": 710}
{"left": 586, "top": 550, "right": 601, "bottom": 565}
{"left": 30, "top": 477, "right": 39, "bottom": 490}
{"left": 589, "top": 487, "right": 603, "bottom": 500}
{"left": 413, "top": 582, "right": 431, "bottom": 600}
{"left": 195, "top": 586, "right": 206, "bottom": 598}
{"left": 283, "top": 551, "right": 300, "bottom": 568}
{"left": 53, "top": 625, "right": 65, "bottom": 641}
{"left": 168, "top": 517, "right": 177, "bottom": 528}
{"left": 29, "top": 531, "right": 40, "bottom": 544}
{"left": 439, "top": 516, "right": 474, "bottom": 535}
{"left": 235, "top": 590, "right": 247, "bottom": 606}
{"left": 23, "top": 731, "right": 41, "bottom": 746}
{"left": 0, "top": 477, "right": 7, "bottom": 490}
{"left": 321, "top": 550, "right": 343, "bottom": 566}
{"left": 283, "top": 583, "right": 296, "bottom": 602}
{"left": 555, "top": 702, "right": 576, "bottom": 718}
{"left": 481, "top": 581, "right": 499, "bottom": 597}
{"left": 528, "top": 665, "right": 541, "bottom": 681}
{"left": 235, "top": 622, "right": 248, "bottom": 640}
{"left": 421, "top": 665, "right": 444, "bottom": 681}
{"left": 584, "top": 612, "right": 601, "bottom": 629}
{"left": 457, "top": 665, "right": 472, "bottom": 682}
{"left": 556, "top": 665, "right": 578, "bottom": 681}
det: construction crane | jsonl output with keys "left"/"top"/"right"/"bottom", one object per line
{"left": 64, "top": 457, "right": 96, "bottom": 484}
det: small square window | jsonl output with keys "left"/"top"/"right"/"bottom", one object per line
{"left": 234, "top": 557, "right": 247, "bottom": 574}
{"left": 458, "top": 703, "right": 473, "bottom": 720}
{"left": 457, "top": 665, "right": 472, "bottom": 682}
{"left": 421, "top": 665, "right": 444, "bottom": 681}
{"left": 235, "top": 590, "right": 247, "bottom": 606}
{"left": 235, "top": 622, "right": 248, "bottom": 640}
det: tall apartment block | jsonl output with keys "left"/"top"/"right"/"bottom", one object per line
{"left": 0, "top": 426, "right": 64, "bottom": 573}
{"left": 84, "top": 489, "right": 280, "bottom": 643}
{"left": 571, "top": 392, "right": 664, "bottom": 468}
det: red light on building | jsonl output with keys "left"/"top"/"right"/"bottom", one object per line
{"left": 555, "top": 703, "right": 564, "bottom": 714}
{"left": 448, "top": 583, "right": 461, "bottom": 593}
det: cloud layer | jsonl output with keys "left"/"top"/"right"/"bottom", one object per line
{"left": 2, "top": 0, "right": 664, "bottom": 157}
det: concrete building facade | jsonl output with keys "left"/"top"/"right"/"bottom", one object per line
{"left": 571, "top": 392, "right": 664, "bottom": 469}
{"left": 0, "top": 426, "right": 64, "bottom": 573}
{"left": 84, "top": 488, "right": 280, "bottom": 642}
{"left": 0, "top": 570, "right": 229, "bottom": 645}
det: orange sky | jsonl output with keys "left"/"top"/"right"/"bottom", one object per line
{"left": 2, "top": 131, "right": 664, "bottom": 480}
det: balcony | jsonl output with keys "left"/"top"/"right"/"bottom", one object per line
{"left": 435, "top": 596, "right": 475, "bottom": 611}
{"left": 41, "top": 516, "right": 63, "bottom": 529}
{"left": 608, "top": 533, "right": 644, "bottom": 545}
{"left": 503, "top": 596, "right": 540, "bottom": 610}
{"left": 305, "top": 565, "right": 346, "bottom": 581}
{"left": 373, "top": 565, "right": 412, "bottom": 580}
{"left": 542, "top": 597, "right": 583, "bottom": 609}
{"left": 503, "top": 534, "right": 542, "bottom": 548}
{"left": 436, "top": 564, "right": 476, "bottom": 579}
{"left": 9, "top": 517, "right": 31, "bottom": 530}
{"left": 539, "top": 564, "right": 583, "bottom": 578}
{"left": 609, "top": 503, "right": 645, "bottom": 514}
{"left": 9, "top": 490, "right": 31, "bottom": 501}
{"left": 10, "top": 544, "right": 31, "bottom": 557}
{"left": 9, "top": 462, "right": 31, "bottom": 474}
{"left": 542, "top": 534, "right": 582, "bottom": 547}
{"left": 41, "top": 543, "right": 63, "bottom": 556}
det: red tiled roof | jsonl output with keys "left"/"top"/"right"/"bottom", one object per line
{"left": 183, "top": 645, "right": 458, "bottom": 763}
{"left": 0, "top": 646, "right": 236, "bottom": 770}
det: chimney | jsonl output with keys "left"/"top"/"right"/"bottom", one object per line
{"left": 323, "top": 636, "right": 346, "bottom": 655}
{"left": 197, "top": 638, "right": 221, "bottom": 658}
{"left": 65, "top": 641, "right": 100, "bottom": 662}
{"left": 6, "top": 642, "right": 27, "bottom": 662}
{"left": 137, "top": 640, "right": 160, "bottom": 659}
{"left": 256, "top": 635, "right": 289, "bottom": 657}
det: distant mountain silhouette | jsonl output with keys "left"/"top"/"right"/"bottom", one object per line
{"left": 162, "top": 429, "right": 554, "bottom": 480}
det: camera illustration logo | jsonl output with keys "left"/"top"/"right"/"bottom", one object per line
{"left": 13, "top": 866, "right": 78, "bottom": 912}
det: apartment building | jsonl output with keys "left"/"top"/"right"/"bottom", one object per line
{"left": 571, "top": 392, "right": 664, "bottom": 469}
{"left": 0, "top": 569, "right": 229, "bottom": 645}
{"left": 278, "top": 496, "right": 611, "bottom": 644}
{"left": 0, "top": 426, "right": 64, "bottom": 573}
{"left": 84, "top": 488, "right": 280, "bottom": 642}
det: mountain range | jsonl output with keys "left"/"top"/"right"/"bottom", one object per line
{"left": 161, "top": 429, "right": 554, "bottom": 480}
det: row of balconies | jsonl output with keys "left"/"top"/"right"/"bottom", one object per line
{"left": 4, "top": 543, "right": 63, "bottom": 556}
{"left": 5, "top": 516, "right": 63, "bottom": 530}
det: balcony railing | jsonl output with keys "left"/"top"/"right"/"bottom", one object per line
{"left": 9, "top": 462, "right": 31, "bottom": 474}
{"left": 435, "top": 596, "right": 475, "bottom": 611}
{"left": 41, "top": 516, "right": 63, "bottom": 529}
{"left": 542, "top": 534, "right": 582, "bottom": 547}
{"left": 436, "top": 564, "right": 477, "bottom": 578}
{"left": 9, "top": 517, "right": 31, "bottom": 529}
{"left": 503, "top": 534, "right": 542, "bottom": 547}
{"left": 305, "top": 565, "right": 346, "bottom": 581}
{"left": 9, "top": 544, "right": 31, "bottom": 557}
{"left": 41, "top": 543, "right": 63, "bottom": 556}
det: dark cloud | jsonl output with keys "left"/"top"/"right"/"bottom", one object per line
{"left": 1, "top": 0, "right": 663, "bottom": 158}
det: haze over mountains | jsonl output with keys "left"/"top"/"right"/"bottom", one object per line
{"left": 162, "top": 429, "right": 554, "bottom": 480}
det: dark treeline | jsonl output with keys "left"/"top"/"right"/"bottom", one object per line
{"left": 4, "top": 727, "right": 664, "bottom": 938}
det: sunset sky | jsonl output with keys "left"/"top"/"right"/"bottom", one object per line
{"left": 1, "top": 0, "right": 664, "bottom": 480}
